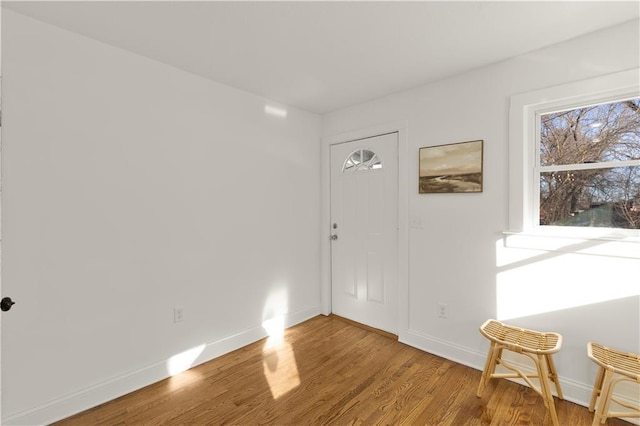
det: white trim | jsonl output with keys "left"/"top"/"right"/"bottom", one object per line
{"left": 1, "top": 306, "right": 321, "bottom": 426}
{"left": 402, "top": 329, "right": 487, "bottom": 371}
{"left": 537, "top": 159, "right": 640, "bottom": 173}
{"left": 509, "top": 68, "right": 640, "bottom": 237}
{"left": 501, "top": 231, "right": 640, "bottom": 259}
{"left": 321, "top": 121, "right": 409, "bottom": 339}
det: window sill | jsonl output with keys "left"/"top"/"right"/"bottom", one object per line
{"left": 501, "top": 229, "right": 640, "bottom": 259}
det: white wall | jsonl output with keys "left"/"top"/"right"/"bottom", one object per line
{"left": 1, "top": 10, "right": 321, "bottom": 424}
{"left": 323, "top": 19, "right": 640, "bottom": 406}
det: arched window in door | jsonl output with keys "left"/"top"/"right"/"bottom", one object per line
{"left": 342, "top": 149, "right": 382, "bottom": 172}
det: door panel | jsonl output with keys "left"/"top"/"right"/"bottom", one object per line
{"left": 330, "top": 133, "right": 398, "bottom": 333}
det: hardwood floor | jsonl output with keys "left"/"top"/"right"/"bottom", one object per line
{"left": 54, "top": 315, "right": 630, "bottom": 425}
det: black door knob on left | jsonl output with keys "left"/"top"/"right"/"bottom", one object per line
{"left": 1, "top": 297, "right": 16, "bottom": 312}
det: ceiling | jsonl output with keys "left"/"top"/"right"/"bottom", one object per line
{"left": 4, "top": 1, "right": 639, "bottom": 114}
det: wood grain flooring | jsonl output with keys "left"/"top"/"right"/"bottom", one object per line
{"left": 54, "top": 315, "right": 631, "bottom": 425}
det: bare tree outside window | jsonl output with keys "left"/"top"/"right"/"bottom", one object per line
{"left": 538, "top": 98, "right": 640, "bottom": 229}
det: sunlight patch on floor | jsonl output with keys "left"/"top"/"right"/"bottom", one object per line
{"left": 261, "top": 285, "right": 301, "bottom": 399}
{"left": 262, "top": 327, "right": 301, "bottom": 400}
{"left": 166, "top": 368, "right": 204, "bottom": 392}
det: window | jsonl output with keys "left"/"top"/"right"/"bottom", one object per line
{"left": 537, "top": 99, "right": 640, "bottom": 229}
{"left": 342, "top": 149, "right": 382, "bottom": 172}
{"left": 509, "top": 69, "right": 640, "bottom": 238}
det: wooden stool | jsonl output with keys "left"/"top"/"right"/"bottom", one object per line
{"left": 477, "top": 319, "right": 564, "bottom": 426}
{"left": 588, "top": 342, "right": 640, "bottom": 426}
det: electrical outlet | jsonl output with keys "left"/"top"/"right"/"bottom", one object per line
{"left": 409, "top": 215, "right": 423, "bottom": 228}
{"left": 174, "top": 307, "right": 184, "bottom": 323}
{"left": 437, "top": 302, "right": 448, "bottom": 319}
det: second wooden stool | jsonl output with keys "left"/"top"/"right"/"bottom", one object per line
{"left": 588, "top": 342, "right": 640, "bottom": 425}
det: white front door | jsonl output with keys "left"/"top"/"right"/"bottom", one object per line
{"left": 330, "top": 132, "right": 398, "bottom": 334}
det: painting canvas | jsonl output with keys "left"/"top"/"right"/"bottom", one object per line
{"left": 419, "top": 140, "right": 483, "bottom": 193}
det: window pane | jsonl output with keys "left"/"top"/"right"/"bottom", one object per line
{"left": 540, "top": 99, "right": 640, "bottom": 166}
{"left": 343, "top": 149, "right": 382, "bottom": 172}
{"left": 540, "top": 166, "right": 640, "bottom": 229}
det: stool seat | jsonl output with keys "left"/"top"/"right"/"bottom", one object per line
{"left": 588, "top": 342, "right": 640, "bottom": 425}
{"left": 480, "top": 319, "right": 562, "bottom": 354}
{"left": 477, "top": 319, "right": 563, "bottom": 426}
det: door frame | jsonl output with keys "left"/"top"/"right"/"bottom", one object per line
{"left": 321, "top": 121, "right": 409, "bottom": 340}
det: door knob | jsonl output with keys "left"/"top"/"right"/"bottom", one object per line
{"left": 331, "top": 234, "right": 338, "bottom": 241}
{"left": 1, "top": 297, "right": 15, "bottom": 312}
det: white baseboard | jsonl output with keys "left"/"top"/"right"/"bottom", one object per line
{"left": 2, "top": 306, "right": 321, "bottom": 426}
{"left": 400, "top": 329, "right": 488, "bottom": 371}
{"left": 401, "top": 328, "right": 639, "bottom": 425}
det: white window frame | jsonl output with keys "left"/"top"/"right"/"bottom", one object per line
{"left": 509, "top": 69, "right": 640, "bottom": 240}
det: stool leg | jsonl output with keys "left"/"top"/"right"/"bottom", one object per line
{"left": 477, "top": 342, "right": 499, "bottom": 397}
{"left": 588, "top": 366, "right": 605, "bottom": 412}
{"left": 536, "top": 354, "right": 560, "bottom": 426}
{"left": 592, "top": 369, "right": 614, "bottom": 426}
{"left": 544, "top": 353, "right": 563, "bottom": 400}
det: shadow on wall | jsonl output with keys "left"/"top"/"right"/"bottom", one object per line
{"left": 494, "top": 234, "right": 639, "bottom": 321}
{"left": 503, "top": 295, "right": 640, "bottom": 352}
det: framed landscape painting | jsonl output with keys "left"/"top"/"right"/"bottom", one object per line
{"left": 419, "top": 140, "right": 483, "bottom": 193}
